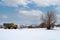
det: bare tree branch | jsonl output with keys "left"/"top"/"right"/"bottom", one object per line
{"left": 40, "top": 10, "right": 56, "bottom": 29}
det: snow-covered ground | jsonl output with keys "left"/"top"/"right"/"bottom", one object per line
{"left": 0, "top": 27, "right": 60, "bottom": 40}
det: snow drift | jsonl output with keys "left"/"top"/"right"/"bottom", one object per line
{"left": 0, "top": 27, "right": 60, "bottom": 40}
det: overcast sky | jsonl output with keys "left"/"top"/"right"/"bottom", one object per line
{"left": 0, "top": 0, "right": 60, "bottom": 25}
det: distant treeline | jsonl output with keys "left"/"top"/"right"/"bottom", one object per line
{"left": 55, "top": 25, "right": 60, "bottom": 27}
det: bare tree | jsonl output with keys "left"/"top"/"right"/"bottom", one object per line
{"left": 40, "top": 11, "right": 56, "bottom": 30}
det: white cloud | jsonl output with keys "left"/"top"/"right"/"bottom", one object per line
{"left": 19, "top": 10, "right": 43, "bottom": 16}
{"left": 30, "top": 0, "right": 59, "bottom": 7}
{"left": 55, "top": 7, "right": 60, "bottom": 13}
{"left": 55, "top": 7, "right": 60, "bottom": 24}
{"left": 18, "top": 10, "right": 43, "bottom": 24}
{"left": 1, "top": 0, "right": 60, "bottom": 7}
{"left": 2, "top": 0, "right": 31, "bottom": 7}
{"left": 2, "top": 15, "right": 8, "bottom": 19}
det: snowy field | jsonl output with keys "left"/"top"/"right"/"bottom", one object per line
{"left": 0, "top": 27, "right": 60, "bottom": 40}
